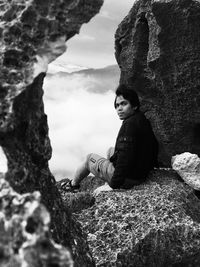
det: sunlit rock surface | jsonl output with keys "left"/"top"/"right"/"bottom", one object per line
{"left": 0, "top": 0, "right": 103, "bottom": 265}
{"left": 75, "top": 170, "right": 200, "bottom": 266}
{"left": 172, "top": 152, "right": 200, "bottom": 190}
{"left": 0, "top": 175, "right": 74, "bottom": 267}
{"left": 115, "top": 0, "right": 200, "bottom": 166}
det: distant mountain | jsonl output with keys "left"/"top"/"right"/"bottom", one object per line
{"left": 46, "top": 64, "right": 120, "bottom": 94}
{"left": 61, "top": 64, "right": 119, "bottom": 75}
{"left": 47, "top": 61, "right": 88, "bottom": 74}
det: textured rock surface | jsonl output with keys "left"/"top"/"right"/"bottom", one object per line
{"left": 115, "top": 0, "right": 200, "bottom": 166}
{"left": 75, "top": 170, "right": 200, "bottom": 266}
{"left": 56, "top": 178, "right": 96, "bottom": 213}
{"left": 0, "top": 175, "right": 74, "bottom": 267}
{"left": 0, "top": 0, "right": 103, "bottom": 265}
{"left": 172, "top": 152, "right": 200, "bottom": 190}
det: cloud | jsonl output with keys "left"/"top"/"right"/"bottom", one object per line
{"left": 102, "top": 0, "right": 135, "bottom": 18}
{"left": 43, "top": 71, "right": 121, "bottom": 180}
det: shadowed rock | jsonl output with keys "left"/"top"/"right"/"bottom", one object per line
{"left": 75, "top": 170, "right": 200, "bottom": 266}
{"left": 115, "top": 0, "right": 200, "bottom": 166}
{"left": 0, "top": 0, "right": 103, "bottom": 265}
{"left": 0, "top": 176, "right": 74, "bottom": 267}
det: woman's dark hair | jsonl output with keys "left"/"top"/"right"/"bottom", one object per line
{"left": 114, "top": 84, "right": 140, "bottom": 109}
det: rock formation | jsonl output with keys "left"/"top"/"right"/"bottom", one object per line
{"left": 172, "top": 152, "right": 200, "bottom": 190}
{"left": 75, "top": 170, "right": 200, "bottom": 266}
{"left": 0, "top": 0, "right": 103, "bottom": 265}
{"left": 0, "top": 175, "right": 74, "bottom": 267}
{"left": 115, "top": 0, "right": 200, "bottom": 166}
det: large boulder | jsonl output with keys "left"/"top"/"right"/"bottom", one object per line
{"left": 115, "top": 0, "right": 200, "bottom": 166}
{"left": 75, "top": 170, "right": 200, "bottom": 266}
{"left": 0, "top": 0, "right": 103, "bottom": 265}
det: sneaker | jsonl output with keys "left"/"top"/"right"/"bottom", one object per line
{"left": 60, "top": 178, "right": 80, "bottom": 193}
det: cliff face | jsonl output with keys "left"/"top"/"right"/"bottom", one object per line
{"left": 115, "top": 0, "right": 200, "bottom": 166}
{"left": 0, "top": 0, "right": 103, "bottom": 265}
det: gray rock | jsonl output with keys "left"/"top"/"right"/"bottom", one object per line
{"left": 75, "top": 170, "right": 200, "bottom": 266}
{"left": 172, "top": 152, "right": 200, "bottom": 190}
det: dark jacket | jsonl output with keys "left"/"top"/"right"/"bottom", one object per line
{"left": 109, "top": 110, "right": 158, "bottom": 189}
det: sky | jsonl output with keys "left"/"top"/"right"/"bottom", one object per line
{"left": 52, "top": 0, "right": 134, "bottom": 69}
{"left": 0, "top": 0, "right": 135, "bottom": 178}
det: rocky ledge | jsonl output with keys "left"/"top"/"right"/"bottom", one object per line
{"left": 71, "top": 170, "right": 200, "bottom": 266}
